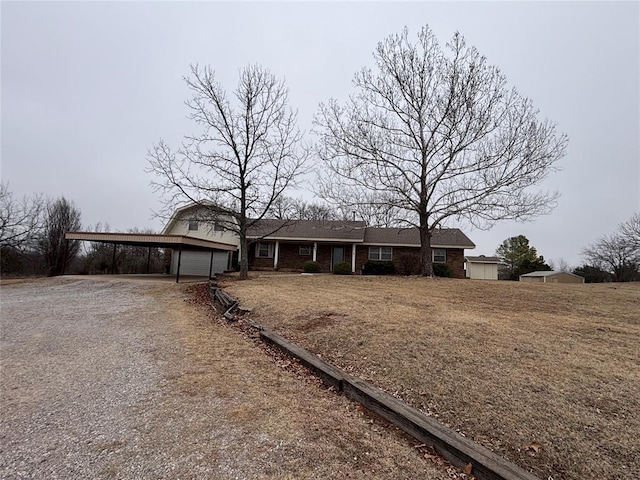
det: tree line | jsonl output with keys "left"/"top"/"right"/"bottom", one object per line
{"left": 0, "top": 183, "right": 165, "bottom": 277}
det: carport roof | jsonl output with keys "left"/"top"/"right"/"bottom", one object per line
{"left": 64, "top": 232, "right": 237, "bottom": 251}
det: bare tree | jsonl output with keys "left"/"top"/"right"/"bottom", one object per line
{"left": 148, "top": 65, "right": 309, "bottom": 277}
{"left": 0, "top": 182, "right": 45, "bottom": 250}
{"left": 582, "top": 213, "right": 640, "bottom": 282}
{"left": 267, "top": 196, "right": 337, "bottom": 221}
{"left": 619, "top": 212, "right": 640, "bottom": 250}
{"left": 38, "top": 197, "right": 82, "bottom": 276}
{"left": 314, "top": 26, "right": 568, "bottom": 275}
{"left": 549, "top": 258, "right": 573, "bottom": 273}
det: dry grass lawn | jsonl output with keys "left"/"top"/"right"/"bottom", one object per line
{"left": 220, "top": 274, "right": 640, "bottom": 480}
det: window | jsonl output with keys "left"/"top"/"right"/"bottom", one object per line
{"left": 255, "top": 242, "right": 274, "bottom": 258}
{"left": 299, "top": 245, "right": 311, "bottom": 256}
{"left": 213, "top": 221, "right": 224, "bottom": 232}
{"left": 432, "top": 249, "right": 446, "bottom": 263}
{"left": 369, "top": 246, "right": 392, "bottom": 261}
{"left": 188, "top": 220, "right": 199, "bottom": 231}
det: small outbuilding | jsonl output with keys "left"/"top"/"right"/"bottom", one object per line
{"left": 465, "top": 255, "right": 499, "bottom": 280}
{"left": 519, "top": 271, "right": 585, "bottom": 284}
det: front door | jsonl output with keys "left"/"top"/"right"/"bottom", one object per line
{"left": 331, "top": 246, "right": 345, "bottom": 270}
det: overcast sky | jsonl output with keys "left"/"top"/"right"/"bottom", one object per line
{"left": 2, "top": 1, "right": 638, "bottom": 267}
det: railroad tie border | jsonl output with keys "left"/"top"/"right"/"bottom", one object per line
{"left": 208, "top": 282, "right": 540, "bottom": 480}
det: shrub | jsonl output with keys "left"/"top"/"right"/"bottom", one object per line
{"left": 363, "top": 261, "right": 396, "bottom": 275}
{"left": 333, "top": 261, "right": 351, "bottom": 275}
{"left": 398, "top": 253, "right": 421, "bottom": 275}
{"left": 433, "top": 263, "right": 451, "bottom": 277}
{"left": 303, "top": 260, "right": 321, "bottom": 273}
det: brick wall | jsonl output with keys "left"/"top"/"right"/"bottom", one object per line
{"left": 248, "top": 241, "right": 466, "bottom": 277}
{"left": 355, "top": 245, "right": 466, "bottom": 278}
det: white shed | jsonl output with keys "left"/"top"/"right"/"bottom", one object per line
{"left": 465, "top": 255, "right": 499, "bottom": 280}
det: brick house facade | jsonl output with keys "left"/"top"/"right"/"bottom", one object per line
{"left": 246, "top": 220, "right": 474, "bottom": 278}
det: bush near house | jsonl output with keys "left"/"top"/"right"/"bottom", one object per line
{"left": 302, "top": 260, "right": 321, "bottom": 273}
{"left": 433, "top": 263, "right": 451, "bottom": 277}
{"left": 398, "top": 253, "right": 421, "bottom": 275}
{"left": 333, "top": 262, "right": 351, "bottom": 275}
{"left": 363, "top": 261, "right": 396, "bottom": 275}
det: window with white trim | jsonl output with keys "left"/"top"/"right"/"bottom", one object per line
{"left": 299, "top": 245, "right": 311, "bottom": 255}
{"left": 255, "top": 242, "right": 274, "bottom": 258}
{"left": 188, "top": 220, "right": 199, "bottom": 231}
{"left": 369, "top": 246, "right": 392, "bottom": 261}
{"left": 432, "top": 249, "right": 446, "bottom": 263}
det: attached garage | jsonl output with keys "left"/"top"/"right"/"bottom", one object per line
{"left": 170, "top": 250, "right": 230, "bottom": 276}
{"left": 519, "top": 271, "right": 585, "bottom": 283}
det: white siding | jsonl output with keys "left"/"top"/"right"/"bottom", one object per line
{"left": 171, "top": 251, "right": 229, "bottom": 276}
{"left": 164, "top": 209, "right": 240, "bottom": 247}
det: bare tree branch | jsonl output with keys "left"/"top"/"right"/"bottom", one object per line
{"left": 0, "top": 182, "right": 45, "bottom": 250}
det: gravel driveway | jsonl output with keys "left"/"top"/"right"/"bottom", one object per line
{"left": 1, "top": 277, "right": 450, "bottom": 480}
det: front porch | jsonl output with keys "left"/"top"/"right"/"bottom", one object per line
{"left": 249, "top": 241, "right": 358, "bottom": 273}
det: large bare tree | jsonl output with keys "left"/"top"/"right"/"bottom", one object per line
{"left": 148, "top": 65, "right": 308, "bottom": 277}
{"left": 314, "top": 26, "right": 568, "bottom": 275}
{"left": 38, "top": 197, "right": 82, "bottom": 276}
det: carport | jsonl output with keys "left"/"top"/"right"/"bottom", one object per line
{"left": 64, "top": 232, "right": 237, "bottom": 282}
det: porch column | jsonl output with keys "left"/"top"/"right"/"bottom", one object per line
{"left": 351, "top": 244, "right": 357, "bottom": 273}
{"left": 312, "top": 242, "right": 318, "bottom": 262}
{"left": 274, "top": 241, "right": 280, "bottom": 269}
{"left": 175, "top": 244, "right": 182, "bottom": 283}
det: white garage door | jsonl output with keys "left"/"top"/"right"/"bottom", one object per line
{"left": 170, "top": 250, "right": 229, "bottom": 276}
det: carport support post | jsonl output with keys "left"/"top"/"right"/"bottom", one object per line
{"left": 111, "top": 244, "right": 117, "bottom": 274}
{"left": 176, "top": 244, "right": 182, "bottom": 283}
{"left": 351, "top": 244, "right": 356, "bottom": 273}
{"left": 208, "top": 250, "right": 214, "bottom": 279}
{"left": 146, "top": 247, "right": 152, "bottom": 274}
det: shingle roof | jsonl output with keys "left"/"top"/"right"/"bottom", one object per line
{"left": 363, "top": 227, "right": 475, "bottom": 248}
{"left": 245, "top": 219, "right": 475, "bottom": 248}
{"left": 247, "top": 219, "right": 367, "bottom": 241}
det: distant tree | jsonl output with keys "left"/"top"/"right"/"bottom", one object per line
{"left": 581, "top": 213, "right": 640, "bottom": 282}
{"left": 38, "top": 197, "right": 82, "bottom": 276}
{"left": 0, "top": 182, "right": 45, "bottom": 250}
{"left": 267, "top": 196, "right": 337, "bottom": 221}
{"left": 549, "top": 258, "right": 573, "bottom": 273}
{"left": 572, "top": 264, "right": 612, "bottom": 283}
{"left": 148, "top": 64, "right": 309, "bottom": 278}
{"left": 496, "top": 235, "right": 550, "bottom": 280}
{"left": 314, "top": 25, "right": 567, "bottom": 276}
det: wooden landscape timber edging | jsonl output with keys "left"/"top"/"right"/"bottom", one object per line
{"left": 259, "top": 328, "right": 345, "bottom": 391}
{"left": 207, "top": 283, "right": 540, "bottom": 480}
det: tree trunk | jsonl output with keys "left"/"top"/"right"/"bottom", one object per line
{"left": 419, "top": 217, "right": 433, "bottom": 277}
{"left": 239, "top": 233, "right": 249, "bottom": 278}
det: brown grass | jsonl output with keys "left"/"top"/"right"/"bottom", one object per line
{"left": 220, "top": 274, "right": 640, "bottom": 480}
{"left": 150, "top": 282, "right": 461, "bottom": 479}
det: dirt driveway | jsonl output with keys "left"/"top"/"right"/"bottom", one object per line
{"left": 0, "top": 278, "right": 450, "bottom": 479}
